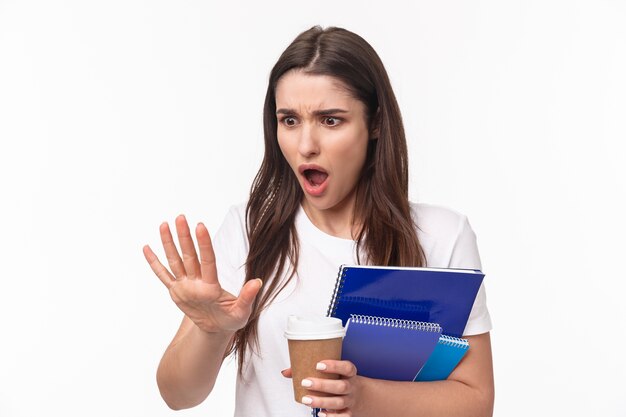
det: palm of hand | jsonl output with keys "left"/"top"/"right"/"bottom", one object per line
{"left": 143, "top": 214, "right": 261, "bottom": 335}
{"left": 168, "top": 278, "right": 247, "bottom": 333}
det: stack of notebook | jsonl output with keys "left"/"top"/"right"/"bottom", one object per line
{"left": 326, "top": 265, "right": 484, "bottom": 382}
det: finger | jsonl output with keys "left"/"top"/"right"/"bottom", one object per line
{"left": 237, "top": 278, "right": 263, "bottom": 307}
{"left": 301, "top": 378, "right": 350, "bottom": 395}
{"left": 301, "top": 394, "right": 349, "bottom": 411}
{"left": 281, "top": 368, "right": 292, "bottom": 378}
{"left": 143, "top": 245, "right": 175, "bottom": 289}
{"left": 316, "top": 360, "right": 357, "bottom": 378}
{"left": 231, "top": 279, "right": 263, "bottom": 320}
{"left": 196, "top": 222, "right": 218, "bottom": 284}
{"left": 159, "top": 222, "right": 186, "bottom": 279}
{"left": 175, "top": 214, "right": 201, "bottom": 279}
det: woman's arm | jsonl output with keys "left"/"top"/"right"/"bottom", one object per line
{"left": 300, "top": 332, "right": 494, "bottom": 417}
{"left": 155, "top": 316, "right": 234, "bottom": 410}
{"left": 144, "top": 215, "right": 262, "bottom": 410}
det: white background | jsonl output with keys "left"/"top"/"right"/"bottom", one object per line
{"left": 1, "top": 1, "right": 625, "bottom": 416}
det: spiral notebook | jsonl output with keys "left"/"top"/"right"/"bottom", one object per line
{"left": 414, "top": 335, "right": 470, "bottom": 382}
{"left": 327, "top": 265, "right": 484, "bottom": 338}
{"left": 341, "top": 315, "right": 442, "bottom": 381}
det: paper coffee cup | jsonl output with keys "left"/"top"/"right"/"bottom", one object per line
{"left": 284, "top": 315, "right": 345, "bottom": 403}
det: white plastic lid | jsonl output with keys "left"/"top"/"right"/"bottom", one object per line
{"left": 284, "top": 315, "right": 345, "bottom": 340}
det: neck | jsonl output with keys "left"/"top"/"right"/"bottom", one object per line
{"left": 301, "top": 193, "right": 361, "bottom": 240}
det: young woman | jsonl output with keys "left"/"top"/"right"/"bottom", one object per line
{"left": 143, "top": 26, "right": 494, "bottom": 417}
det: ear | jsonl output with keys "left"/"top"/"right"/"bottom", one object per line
{"left": 369, "top": 107, "right": 380, "bottom": 140}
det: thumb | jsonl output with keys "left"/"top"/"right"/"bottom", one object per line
{"left": 237, "top": 278, "right": 263, "bottom": 307}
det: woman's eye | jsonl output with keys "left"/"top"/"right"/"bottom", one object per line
{"left": 282, "top": 117, "right": 297, "bottom": 126}
{"left": 323, "top": 117, "right": 341, "bottom": 126}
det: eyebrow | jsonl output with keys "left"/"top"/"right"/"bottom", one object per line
{"left": 276, "top": 108, "right": 349, "bottom": 116}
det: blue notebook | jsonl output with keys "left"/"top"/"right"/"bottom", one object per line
{"left": 341, "top": 315, "right": 442, "bottom": 381}
{"left": 414, "top": 335, "right": 470, "bottom": 381}
{"left": 327, "top": 265, "right": 484, "bottom": 338}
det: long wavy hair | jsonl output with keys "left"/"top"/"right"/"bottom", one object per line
{"left": 229, "top": 26, "right": 426, "bottom": 373}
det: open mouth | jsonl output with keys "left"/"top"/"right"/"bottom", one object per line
{"left": 303, "top": 169, "right": 328, "bottom": 187}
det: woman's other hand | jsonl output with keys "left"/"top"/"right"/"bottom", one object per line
{"left": 143, "top": 214, "right": 262, "bottom": 335}
{"left": 282, "top": 360, "right": 364, "bottom": 417}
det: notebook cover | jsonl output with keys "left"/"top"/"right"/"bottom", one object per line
{"left": 328, "top": 265, "right": 484, "bottom": 338}
{"left": 414, "top": 335, "right": 469, "bottom": 381}
{"left": 341, "top": 315, "right": 442, "bottom": 381}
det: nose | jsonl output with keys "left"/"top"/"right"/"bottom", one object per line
{"left": 297, "top": 123, "right": 320, "bottom": 158}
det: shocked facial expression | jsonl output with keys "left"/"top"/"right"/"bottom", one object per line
{"left": 275, "top": 70, "right": 372, "bottom": 216}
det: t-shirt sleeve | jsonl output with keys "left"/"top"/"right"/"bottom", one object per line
{"left": 212, "top": 204, "right": 248, "bottom": 297}
{"left": 449, "top": 215, "right": 493, "bottom": 336}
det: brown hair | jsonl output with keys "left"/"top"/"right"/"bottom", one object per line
{"left": 230, "top": 26, "right": 426, "bottom": 373}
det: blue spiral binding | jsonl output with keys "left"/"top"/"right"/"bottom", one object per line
{"left": 326, "top": 265, "right": 348, "bottom": 317}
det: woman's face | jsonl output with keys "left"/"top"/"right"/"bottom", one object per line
{"left": 275, "top": 70, "right": 371, "bottom": 217}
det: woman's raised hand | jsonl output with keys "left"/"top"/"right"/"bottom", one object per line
{"left": 143, "top": 215, "right": 262, "bottom": 335}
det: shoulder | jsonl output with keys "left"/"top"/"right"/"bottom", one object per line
{"left": 409, "top": 202, "right": 480, "bottom": 269}
{"left": 217, "top": 201, "right": 247, "bottom": 231}
{"left": 410, "top": 202, "right": 469, "bottom": 238}
{"left": 212, "top": 201, "right": 249, "bottom": 295}
{"left": 225, "top": 201, "right": 248, "bottom": 219}
{"left": 213, "top": 201, "right": 249, "bottom": 252}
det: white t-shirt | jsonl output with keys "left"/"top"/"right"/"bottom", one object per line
{"left": 213, "top": 202, "right": 492, "bottom": 417}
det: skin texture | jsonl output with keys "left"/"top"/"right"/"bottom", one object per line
{"left": 144, "top": 72, "right": 494, "bottom": 415}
